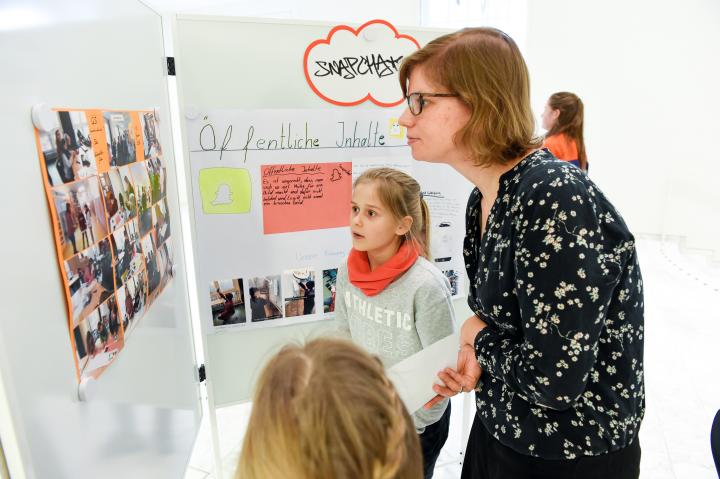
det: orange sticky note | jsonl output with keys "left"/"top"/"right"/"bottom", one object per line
{"left": 86, "top": 110, "right": 110, "bottom": 174}
{"left": 261, "top": 162, "right": 351, "bottom": 235}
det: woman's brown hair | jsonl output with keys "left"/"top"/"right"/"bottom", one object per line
{"left": 546, "top": 92, "right": 587, "bottom": 170}
{"left": 399, "top": 27, "right": 541, "bottom": 167}
{"left": 236, "top": 338, "right": 422, "bottom": 479}
{"left": 354, "top": 167, "right": 431, "bottom": 259}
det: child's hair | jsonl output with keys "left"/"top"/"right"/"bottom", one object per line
{"left": 546, "top": 92, "right": 587, "bottom": 167}
{"left": 236, "top": 338, "right": 422, "bottom": 479}
{"left": 353, "top": 168, "right": 431, "bottom": 259}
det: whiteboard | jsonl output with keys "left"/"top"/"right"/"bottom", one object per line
{"left": 0, "top": 1, "right": 201, "bottom": 478}
{"left": 174, "top": 16, "right": 474, "bottom": 406}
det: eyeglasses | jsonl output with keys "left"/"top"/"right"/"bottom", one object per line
{"left": 405, "top": 92, "right": 459, "bottom": 115}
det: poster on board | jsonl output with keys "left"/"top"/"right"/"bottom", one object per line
{"left": 34, "top": 108, "right": 174, "bottom": 383}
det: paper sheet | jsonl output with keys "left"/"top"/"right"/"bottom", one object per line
{"left": 386, "top": 333, "right": 459, "bottom": 414}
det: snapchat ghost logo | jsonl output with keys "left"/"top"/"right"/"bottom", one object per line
{"left": 198, "top": 168, "right": 251, "bottom": 214}
{"left": 211, "top": 184, "right": 233, "bottom": 206}
{"left": 388, "top": 118, "right": 405, "bottom": 139}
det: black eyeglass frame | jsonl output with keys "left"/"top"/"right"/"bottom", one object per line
{"left": 405, "top": 92, "right": 459, "bottom": 115}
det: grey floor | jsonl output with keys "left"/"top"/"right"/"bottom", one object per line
{"left": 185, "top": 237, "right": 720, "bottom": 478}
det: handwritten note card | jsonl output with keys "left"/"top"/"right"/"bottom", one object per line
{"left": 261, "top": 162, "right": 351, "bottom": 235}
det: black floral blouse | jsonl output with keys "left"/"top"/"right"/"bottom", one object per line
{"left": 465, "top": 149, "right": 645, "bottom": 460}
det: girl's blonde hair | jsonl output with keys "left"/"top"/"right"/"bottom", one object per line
{"left": 399, "top": 27, "right": 542, "bottom": 167}
{"left": 236, "top": 338, "right": 422, "bottom": 479}
{"left": 353, "top": 168, "right": 431, "bottom": 259}
{"left": 546, "top": 92, "right": 587, "bottom": 169}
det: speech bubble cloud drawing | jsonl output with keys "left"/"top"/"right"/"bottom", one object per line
{"left": 303, "top": 19, "right": 420, "bottom": 107}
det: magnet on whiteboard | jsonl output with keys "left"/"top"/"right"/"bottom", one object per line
{"left": 362, "top": 29, "right": 379, "bottom": 42}
{"left": 184, "top": 105, "right": 199, "bottom": 120}
{"left": 31, "top": 103, "right": 56, "bottom": 132}
{"left": 77, "top": 376, "right": 96, "bottom": 402}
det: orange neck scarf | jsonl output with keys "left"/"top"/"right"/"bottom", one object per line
{"left": 347, "top": 240, "right": 420, "bottom": 297}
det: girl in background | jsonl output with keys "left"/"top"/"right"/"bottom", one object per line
{"left": 236, "top": 338, "right": 422, "bottom": 479}
{"left": 335, "top": 167, "right": 456, "bottom": 479}
{"left": 542, "top": 92, "right": 588, "bottom": 171}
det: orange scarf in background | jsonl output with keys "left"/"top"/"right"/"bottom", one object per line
{"left": 347, "top": 240, "right": 420, "bottom": 296}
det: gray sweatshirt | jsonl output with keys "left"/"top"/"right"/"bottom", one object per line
{"left": 334, "top": 257, "right": 456, "bottom": 432}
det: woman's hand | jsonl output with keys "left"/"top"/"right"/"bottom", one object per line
{"left": 423, "top": 344, "right": 483, "bottom": 409}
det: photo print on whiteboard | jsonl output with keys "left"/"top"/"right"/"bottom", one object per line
{"left": 247, "top": 276, "right": 283, "bottom": 322}
{"left": 78, "top": 295, "right": 124, "bottom": 379}
{"left": 442, "top": 269, "right": 460, "bottom": 297}
{"left": 147, "top": 155, "right": 167, "bottom": 204}
{"left": 38, "top": 110, "right": 97, "bottom": 186}
{"left": 140, "top": 111, "right": 161, "bottom": 160}
{"left": 64, "top": 237, "right": 114, "bottom": 324}
{"left": 110, "top": 219, "right": 142, "bottom": 288}
{"left": 100, "top": 166, "right": 134, "bottom": 231}
{"left": 152, "top": 198, "right": 171, "bottom": 246}
{"left": 209, "top": 279, "right": 246, "bottom": 327}
{"left": 282, "top": 269, "right": 316, "bottom": 318}
{"left": 323, "top": 268, "right": 338, "bottom": 313}
{"left": 141, "top": 232, "right": 163, "bottom": 305}
{"left": 104, "top": 111, "right": 139, "bottom": 167}
{"left": 129, "top": 161, "right": 153, "bottom": 236}
{"left": 117, "top": 268, "right": 147, "bottom": 335}
{"left": 52, "top": 176, "right": 109, "bottom": 260}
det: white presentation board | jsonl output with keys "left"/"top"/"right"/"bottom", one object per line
{"left": 0, "top": 1, "right": 201, "bottom": 477}
{"left": 174, "top": 16, "right": 475, "bottom": 406}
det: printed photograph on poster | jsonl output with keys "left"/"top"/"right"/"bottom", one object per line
{"left": 152, "top": 198, "right": 171, "bottom": 246}
{"left": 261, "top": 162, "right": 352, "bottom": 234}
{"left": 209, "top": 278, "right": 246, "bottom": 327}
{"left": 442, "top": 269, "right": 460, "bottom": 297}
{"left": 247, "top": 276, "right": 283, "bottom": 322}
{"left": 323, "top": 268, "right": 338, "bottom": 313}
{"left": 64, "top": 237, "right": 114, "bottom": 323}
{"left": 104, "top": 112, "right": 137, "bottom": 167}
{"left": 351, "top": 155, "right": 412, "bottom": 182}
{"left": 117, "top": 269, "right": 147, "bottom": 335}
{"left": 99, "top": 167, "right": 138, "bottom": 231}
{"left": 110, "top": 219, "right": 142, "bottom": 287}
{"left": 129, "top": 161, "right": 153, "bottom": 236}
{"left": 147, "top": 155, "right": 167, "bottom": 204}
{"left": 157, "top": 241, "right": 174, "bottom": 288}
{"left": 141, "top": 232, "right": 163, "bottom": 304}
{"left": 282, "top": 269, "right": 316, "bottom": 317}
{"left": 78, "top": 296, "right": 124, "bottom": 378}
{"left": 140, "top": 111, "right": 162, "bottom": 160}
{"left": 38, "top": 110, "right": 97, "bottom": 186}
{"left": 52, "top": 176, "right": 108, "bottom": 260}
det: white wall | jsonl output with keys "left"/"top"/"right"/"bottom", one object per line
{"left": 526, "top": 0, "right": 720, "bottom": 256}
{"left": 146, "top": 0, "right": 421, "bottom": 26}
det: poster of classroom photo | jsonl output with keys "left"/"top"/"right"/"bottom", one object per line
{"left": 52, "top": 176, "right": 108, "bottom": 260}
{"left": 140, "top": 111, "right": 161, "bottom": 160}
{"left": 141, "top": 232, "right": 162, "bottom": 304}
{"left": 147, "top": 156, "right": 167, "bottom": 204}
{"left": 130, "top": 161, "right": 153, "bottom": 236}
{"left": 110, "top": 219, "right": 142, "bottom": 287}
{"left": 117, "top": 269, "right": 147, "bottom": 335}
{"left": 323, "top": 268, "right": 337, "bottom": 313}
{"left": 209, "top": 278, "right": 246, "bottom": 327}
{"left": 152, "top": 198, "right": 171, "bottom": 247}
{"left": 154, "top": 233, "right": 174, "bottom": 296}
{"left": 100, "top": 166, "right": 138, "bottom": 231}
{"left": 74, "top": 295, "right": 124, "bottom": 379}
{"left": 64, "top": 237, "right": 114, "bottom": 323}
{"left": 38, "top": 110, "right": 97, "bottom": 186}
{"left": 282, "top": 269, "right": 316, "bottom": 318}
{"left": 104, "top": 112, "right": 138, "bottom": 167}
{"left": 247, "top": 276, "right": 283, "bottom": 322}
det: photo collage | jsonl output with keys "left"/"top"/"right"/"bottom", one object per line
{"left": 209, "top": 267, "right": 338, "bottom": 330}
{"left": 36, "top": 109, "right": 173, "bottom": 382}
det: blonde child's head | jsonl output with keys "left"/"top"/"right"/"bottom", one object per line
{"left": 236, "top": 338, "right": 422, "bottom": 479}
{"left": 352, "top": 168, "right": 431, "bottom": 259}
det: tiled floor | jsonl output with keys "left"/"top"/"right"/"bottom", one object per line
{"left": 185, "top": 237, "right": 720, "bottom": 478}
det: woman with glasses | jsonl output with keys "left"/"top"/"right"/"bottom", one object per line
{"left": 398, "top": 28, "right": 644, "bottom": 479}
